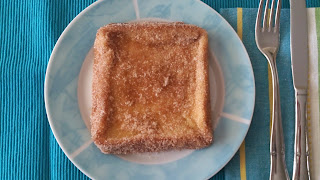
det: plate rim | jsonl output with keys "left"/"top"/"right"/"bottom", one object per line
{"left": 44, "top": 0, "right": 102, "bottom": 178}
{"left": 44, "top": 0, "right": 256, "bottom": 179}
{"left": 194, "top": 2, "right": 256, "bottom": 178}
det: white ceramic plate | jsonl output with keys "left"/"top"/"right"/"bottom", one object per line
{"left": 45, "top": 0, "right": 255, "bottom": 179}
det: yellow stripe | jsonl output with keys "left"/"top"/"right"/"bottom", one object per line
{"left": 237, "top": 8, "right": 243, "bottom": 39}
{"left": 239, "top": 142, "right": 247, "bottom": 179}
{"left": 237, "top": 8, "right": 247, "bottom": 180}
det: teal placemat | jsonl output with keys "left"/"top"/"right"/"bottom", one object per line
{"left": 1, "top": 0, "right": 320, "bottom": 179}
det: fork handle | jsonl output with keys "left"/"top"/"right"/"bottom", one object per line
{"left": 268, "top": 55, "right": 290, "bottom": 180}
{"left": 292, "top": 90, "right": 310, "bottom": 180}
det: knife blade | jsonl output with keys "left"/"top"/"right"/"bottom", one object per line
{"left": 289, "top": 0, "right": 310, "bottom": 179}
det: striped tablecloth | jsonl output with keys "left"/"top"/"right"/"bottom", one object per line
{"left": 1, "top": 0, "right": 320, "bottom": 179}
{"left": 220, "top": 8, "right": 320, "bottom": 180}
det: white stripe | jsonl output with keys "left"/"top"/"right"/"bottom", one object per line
{"left": 221, "top": 112, "right": 250, "bottom": 124}
{"left": 70, "top": 139, "right": 93, "bottom": 159}
{"left": 132, "top": 0, "right": 140, "bottom": 20}
{"left": 307, "top": 8, "right": 320, "bottom": 180}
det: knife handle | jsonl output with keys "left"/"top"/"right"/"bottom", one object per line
{"left": 293, "top": 90, "right": 310, "bottom": 180}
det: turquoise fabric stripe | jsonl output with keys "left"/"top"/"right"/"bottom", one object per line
{"left": 0, "top": 1, "right": 50, "bottom": 179}
{"left": 239, "top": 8, "right": 271, "bottom": 180}
{"left": 220, "top": 8, "right": 295, "bottom": 179}
{"left": 224, "top": 152, "right": 241, "bottom": 180}
{"left": 0, "top": 0, "right": 94, "bottom": 179}
{"left": 210, "top": 169, "right": 225, "bottom": 180}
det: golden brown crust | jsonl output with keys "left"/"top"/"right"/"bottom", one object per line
{"left": 91, "top": 22, "right": 212, "bottom": 154}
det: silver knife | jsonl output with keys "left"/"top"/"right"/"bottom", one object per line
{"left": 289, "top": 0, "right": 310, "bottom": 180}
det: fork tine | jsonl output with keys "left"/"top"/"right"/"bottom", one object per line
{"left": 269, "top": 0, "right": 276, "bottom": 30}
{"left": 256, "top": 0, "right": 265, "bottom": 29}
{"left": 263, "top": 0, "right": 270, "bottom": 29}
{"left": 275, "top": 0, "right": 282, "bottom": 31}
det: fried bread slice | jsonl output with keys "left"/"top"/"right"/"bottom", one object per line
{"left": 91, "top": 22, "right": 212, "bottom": 154}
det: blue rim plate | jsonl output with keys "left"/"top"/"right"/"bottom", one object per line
{"left": 44, "top": 0, "right": 255, "bottom": 179}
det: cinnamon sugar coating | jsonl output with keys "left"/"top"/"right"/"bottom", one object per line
{"left": 91, "top": 22, "right": 212, "bottom": 154}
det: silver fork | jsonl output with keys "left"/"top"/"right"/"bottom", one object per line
{"left": 255, "top": 0, "right": 290, "bottom": 180}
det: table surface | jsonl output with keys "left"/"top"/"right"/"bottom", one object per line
{"left": 1, "top": 0, "right": 319, "bottom": 180}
